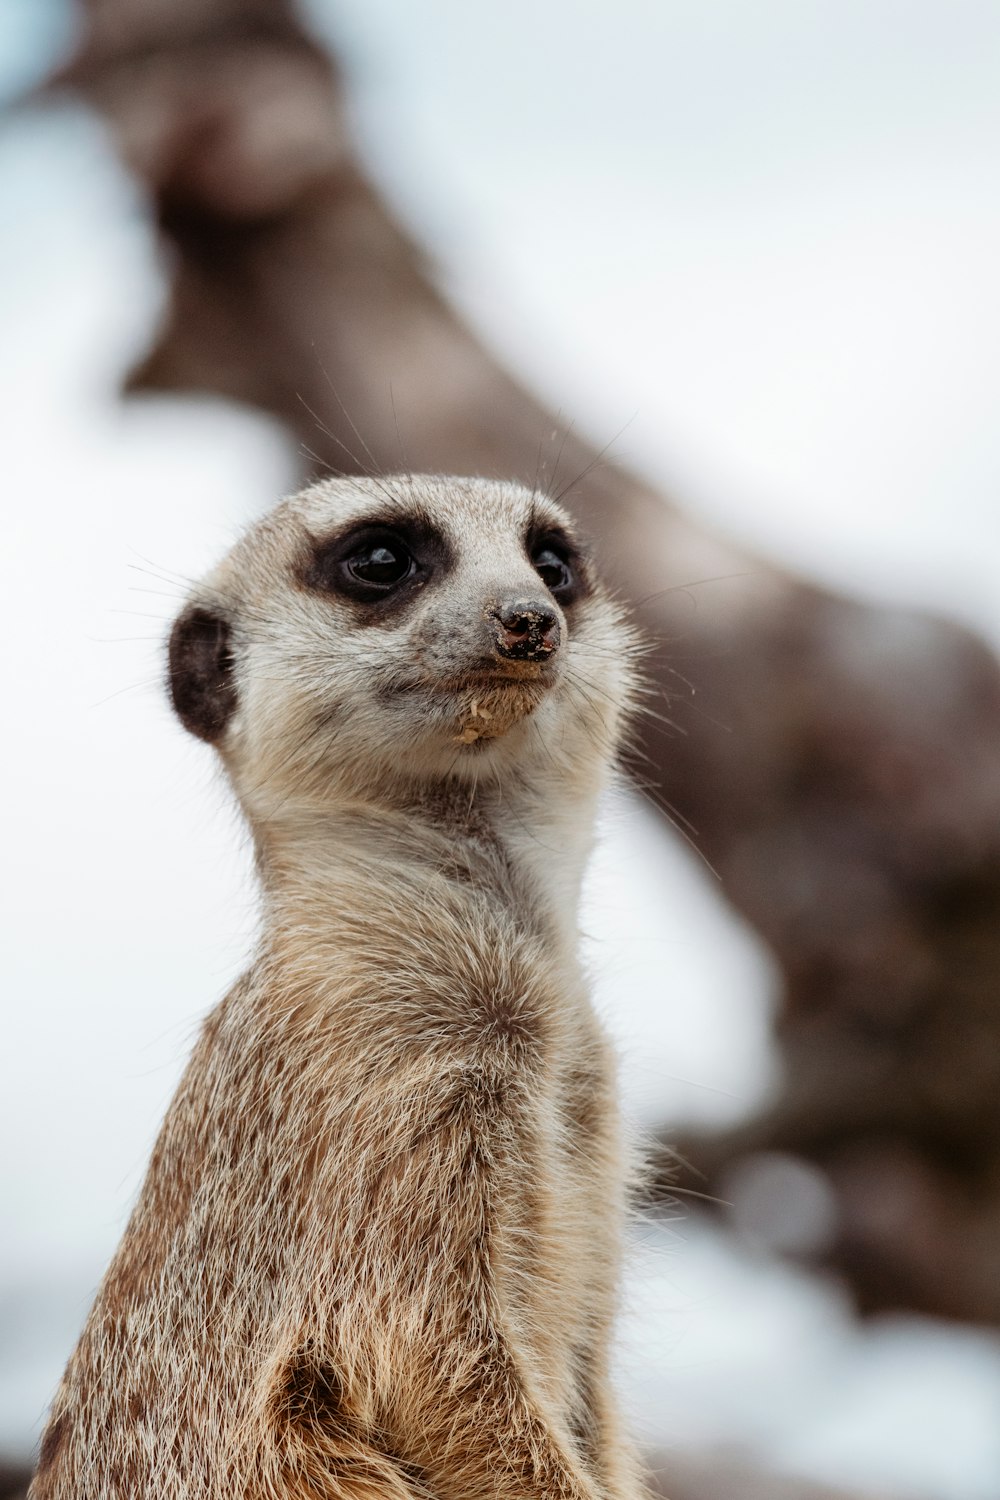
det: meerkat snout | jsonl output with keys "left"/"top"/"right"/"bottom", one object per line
{"left": 491, "top": 598, "right": 561, "bottom": 661}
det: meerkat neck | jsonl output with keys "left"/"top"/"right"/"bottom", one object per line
{"left": 252, "top": 777, "right": 601, "bottom": 953}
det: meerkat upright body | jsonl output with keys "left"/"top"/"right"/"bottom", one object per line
{"left": 33, "top": 476, "right": 642, "bottom": 1500}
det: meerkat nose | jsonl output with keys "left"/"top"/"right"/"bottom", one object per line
{"left": 491, "top": 599, "right": 561, "bottom": 661}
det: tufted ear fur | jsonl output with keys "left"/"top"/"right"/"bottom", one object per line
{"left": 168, "top": 607, "right": 238, "bottom": 743}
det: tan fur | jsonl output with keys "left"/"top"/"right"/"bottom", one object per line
{"left": 32, "top": 476, "right": 645, "bottom": 1500}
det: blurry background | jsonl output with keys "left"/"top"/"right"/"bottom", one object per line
{"left": 3, "top": 2, "right": 1000, "bottom": 1497}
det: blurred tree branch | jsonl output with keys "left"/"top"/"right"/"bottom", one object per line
{"left": 49, "top": 0, "right": 1000, "bottom": 1328}
{"left": 647, "top": 1453, "right": 886, "bottom": 1500}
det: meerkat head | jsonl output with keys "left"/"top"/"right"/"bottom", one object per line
{"left": 168, "top": 475, "right": 637, "bottom": 823}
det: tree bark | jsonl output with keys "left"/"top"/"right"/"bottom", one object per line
{"left": 49, "top": 0, "right": 1000, "bottom": 1326}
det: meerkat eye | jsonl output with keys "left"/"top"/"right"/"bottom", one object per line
{"left": 302, "top": 516, "right": 450, "bottom": 606}
{"left": 305, "top": 528, "right": 421, "bottom": 603}
{"left": 530, "top": 539, "right": 576, "bottom": 600}
{"left": 346, "top": 541, "right": 413, "bottom": 587}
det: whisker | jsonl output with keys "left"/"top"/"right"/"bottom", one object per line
{"left": 88, "top": 678, "right": 164, "bottom": 710}
{"left": 545, "top": 412, "right": 575, "bottom": 494}
{"left": 632, "top": 571, "right": 756, "bottom": 610}
{"left": 297, "top": 388, "right": 405, "bottom": 514}
{"left": 108, "top": 609, "right": 176, "bottom": 621}
{"left": 88, "top": 635, "right": 168, "bottom": 644}
{"left": 551, "top": 414, "right": 637, "bottom": 506}
{"left": 128, "top": 586, "right": 188, "bottom": 600}
{"left": 563, "top": 667, "right": 717, "bottom": 876}
{"left": 317, "top": 365, "right": 384, "bottom": 478}
{"left": 298, "top": 439, "right": 331, "bottom": 473}
{"left": 126, "top": 551, "right": 197, "bottom": 588}
{"left": 388, "top": 382, "right": 412, "bottom": 482}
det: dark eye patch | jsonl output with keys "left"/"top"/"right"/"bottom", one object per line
{"left": 525, "top": 522, "right": 590, "bottom": 606}
{"left": 299, "top": 512, "right": 452, "bottom": 614}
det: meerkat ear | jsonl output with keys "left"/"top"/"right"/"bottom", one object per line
{"left": 168, "top": 607, "right": 238, "bottom": 743}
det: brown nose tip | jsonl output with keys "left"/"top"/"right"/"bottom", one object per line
{"left": 491, "top": 600, "right": 561, "bottom": 661}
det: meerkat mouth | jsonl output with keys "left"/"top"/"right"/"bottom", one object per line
{"left": 453, "top": 678, "right": 550, "bottom": 744}
{"left": 372, "top": 661, "right": 557, "bottom": 744}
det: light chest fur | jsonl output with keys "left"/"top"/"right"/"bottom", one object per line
{"left": 32, "top": 476, "right": 644, "bottom": 1500}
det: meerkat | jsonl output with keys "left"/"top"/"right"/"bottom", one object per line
{"left": 32, "top": 474, "right": 644, "bottom": 1500}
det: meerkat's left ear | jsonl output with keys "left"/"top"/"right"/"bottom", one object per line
{"left": 168, "top": 607, "right": 238, "bottom": 743}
